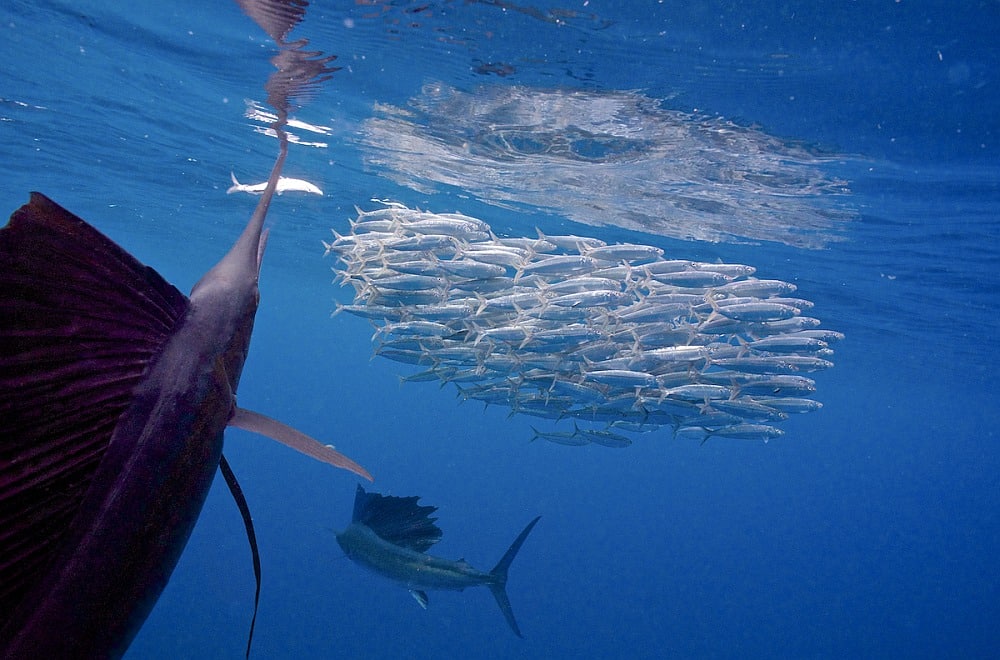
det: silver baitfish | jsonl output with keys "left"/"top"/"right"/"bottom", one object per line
{"left": 328, "top": 202, "right": 840, "bottom": 446}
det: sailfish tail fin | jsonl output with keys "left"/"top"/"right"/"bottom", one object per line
{"left": 487, "top": 516, "right": 541, "bottom": 638}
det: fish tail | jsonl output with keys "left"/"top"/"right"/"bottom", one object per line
{"left": 227, "top": 172, "right": 241, "bottom": 194}
{"left": 487, "top": 516, "right": 541, "bottom": 638}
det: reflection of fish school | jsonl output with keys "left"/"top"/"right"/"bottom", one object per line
{"left": 362, "top": 84, "right": 851, "bottom": 248}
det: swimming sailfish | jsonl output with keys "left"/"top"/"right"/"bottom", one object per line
{"left": 0, "top": 0, "right": 363, "bottom": 657}
{"left": 336, "top": 485, "right": 541, "bottom": 637}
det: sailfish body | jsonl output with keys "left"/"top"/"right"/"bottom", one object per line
{"left": 0, "top": 191, "right": 234, "bottom": 658}
{"left": 0, "top": 2, "right": 357, "bottom": 656}
{"left": 0, "top": 156, "right": 369, "bottom": 658}
{"left": 336, "top": 485, "right": 540, "bottom": 637}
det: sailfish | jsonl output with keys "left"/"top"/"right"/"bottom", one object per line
{"left": 0, "top": 0, "right": 364, "bottom": 657}
{"left": 336, "top": 486, "right": 541, "bottom": 637}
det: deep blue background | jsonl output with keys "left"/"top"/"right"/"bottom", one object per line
{"left": 1, "top": 1, "right": 997, "bottom": 658}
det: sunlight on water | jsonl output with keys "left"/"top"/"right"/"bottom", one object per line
{"left": 244, "top": 99, "right": 332, "bottom": 147}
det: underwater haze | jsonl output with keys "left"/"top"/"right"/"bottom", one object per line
{"left": 2, "top": 1, "right": 998, "bottom": 658}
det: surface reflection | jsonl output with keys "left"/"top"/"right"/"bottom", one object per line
{"left": 361, "top": 84, "right": 853, "bottom": 247}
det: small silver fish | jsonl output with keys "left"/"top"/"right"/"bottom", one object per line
{"left": 227, "top": 172, "right": 323, "bottom": 195}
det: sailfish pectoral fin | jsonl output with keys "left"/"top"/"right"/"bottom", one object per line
{"left": 228, "top": 407, "right": 373, "bottom": 481}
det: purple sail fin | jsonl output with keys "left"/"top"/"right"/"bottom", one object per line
{"left": 0, "top": 192, "right": 189, "bottom": 618}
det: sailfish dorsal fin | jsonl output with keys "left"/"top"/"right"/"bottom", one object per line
{"left": 351, "top": 485, "right": 443, "bottom": 552}
{"left": 0, "top": 193, "right": 190, "bottom": 617}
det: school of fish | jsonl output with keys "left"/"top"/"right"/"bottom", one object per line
{"left": 325, "top": 202, "right": 841, "bottom": 447}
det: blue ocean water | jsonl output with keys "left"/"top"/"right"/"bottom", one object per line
{"left": 2, "top": 1, "right": 998, "bottom": 658}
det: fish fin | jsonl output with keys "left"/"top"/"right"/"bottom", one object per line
{"left": 0, "top": 192, "right": 189, "bottom": 616}
{"left": 229, "top": 407, "right": 372, "bottom": 481}
{"left": 409, "top": 590, "right": 429, "bottom": 609}
{"left": 487, "top": 516, "right": 541, "bottom": 638}
{"left": 218, "top": 455, "right": 260, "bottom": 660}
{"left": 235, "top": 0, "right": 308, "bottom": 43}
{"left": 227, "top": 172, "right": 241, "bottom": 194}
{"left": 350, "top": 485, "right": 442, "bottom": 551}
